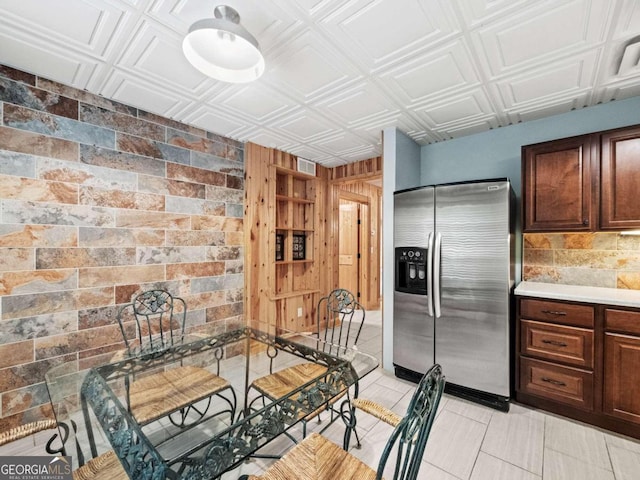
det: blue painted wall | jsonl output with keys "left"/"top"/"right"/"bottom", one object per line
{"left": 420, "top": 96, "right": 640, "bottom": 198}
{"left": 419, "top": 96, "right": 640, "bottom": 283}
{"left": 395, "top": 130, "right": 421, "bottom": 191}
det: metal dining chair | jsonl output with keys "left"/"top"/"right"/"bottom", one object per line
{"left": 247, "top": 288, "right": 365, "bottom": 441}
{"left": 0, "top": 420, "right": 128, "bottom": 480}
{"left": 116, "top": 289, "right": 236, "bottom": 427}
{"left": 241, "top": 363, "right": 445, "bottom": 480}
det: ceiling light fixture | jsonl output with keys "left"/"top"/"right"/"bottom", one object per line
{"left": 182, "top": 5, "right": 264, "bottom": 83}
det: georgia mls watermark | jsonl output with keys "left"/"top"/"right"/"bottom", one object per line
{"left": 0, "top": 456, "right": 72, "bottom": 480}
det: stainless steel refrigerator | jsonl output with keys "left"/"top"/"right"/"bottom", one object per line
{"left": 393, "top": 179, "right": 514, "bottom": 411}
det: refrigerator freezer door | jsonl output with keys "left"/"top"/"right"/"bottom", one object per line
{"left": 393, "top": 291, "right": 435, "bottom": 373}
{"left": 393, "top": 187, "right": 435, "bottom": 374}
{"left": 434, "top": 181, "right": 512, "bottom": 397}
{"left": 393, "top": 187, "right": 434, "bottom": 248}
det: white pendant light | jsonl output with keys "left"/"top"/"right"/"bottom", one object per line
{"left": 182, "top": 5, "right": 264, "bottom": 83}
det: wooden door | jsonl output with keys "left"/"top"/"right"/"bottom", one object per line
{"left": 603, "top": 332, "right": 640, "bottom": 425}
{"left": 600, "top": 126, "right": 640, "bottom": 229}
{"left": 339, "top": 199, "right": 359, "bottom": 298}
{"left": 522, "top": 135, "right": 594, "bottom": 232}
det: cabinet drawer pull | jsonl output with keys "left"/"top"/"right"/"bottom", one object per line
{"left": 541, "top": 310, "right": 567, "bottom": 316}
{"left": 541, "top": 339, "right": 568, "bottom": 347}
{"left": 541, "top": 377, "right": 566, "bottom": 387}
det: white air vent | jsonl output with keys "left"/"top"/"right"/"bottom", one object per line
{"left": 297, "top": 157, "right": 316, "bottom": 176}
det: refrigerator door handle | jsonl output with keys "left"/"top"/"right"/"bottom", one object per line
{"left": 434, "top": 232, "right": 442, "bottom": 318}
{"left": 427, "top": 232, "right": 434, "bottom": 317}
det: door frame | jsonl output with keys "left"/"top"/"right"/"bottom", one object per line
{"left": 330, "top": 181, "right": 381, "bottom": 310}
{"left": 338, "top": 192, "right": 368, "bottom": 304}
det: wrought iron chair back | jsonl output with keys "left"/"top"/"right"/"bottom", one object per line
{"left": 117, "top": 289, "right": 187, "bottom": 356}
{"left": 240, "top": 364, "right": 445, "bottom": 480}
{"left": 114, "top": 289, "right": 236, "bottom": 429}
{"left": 316, "top": 288, "right": 365, "bottom": 355}
{"left": 377, "top": 363, "right": 445, "bottom": 480}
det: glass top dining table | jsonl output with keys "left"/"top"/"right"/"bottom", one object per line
{"left": 45, "top": 323, "right": 378, "bottom": 479}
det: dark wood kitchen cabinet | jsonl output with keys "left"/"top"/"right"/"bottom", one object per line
{"left": 518, "top": 298, "right": 595, "bottom": 411}
{"left": 603, "top": 308, "right": 640, "bottom": 426}
{"left": 522, "top": 124, "right": 640, "bottom": 232}
{"left": 516, "top": 297, "right": 640, "bottom": 439}
{"left": 600, "top": 126, "right": 640, "bottom": 230}
{"left": 522, "top": 135, "right": 593, "bottom": 232}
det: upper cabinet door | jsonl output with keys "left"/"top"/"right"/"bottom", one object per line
{"left": 523, "top": 135, "right": 593, "bottom": 232}
{"left": 600, "top": 126, "right": 640, "bottom": 230}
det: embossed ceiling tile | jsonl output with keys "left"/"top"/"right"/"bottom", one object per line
{"left": 436, "top": 117, "right": 501, "bottom": 139}
{"left": 337, "top": 144, "right": 379, "bottom": 160}
{"left": 415, "top": 90, "right": 493, "bottom": 127}
{"left": 315, "top": 134, "right": 371, "bottom": 153}
{"left": 315, "top": 83, "right": 398, "bottom": 126}
{"left": 355, "top": 113, "right": 404, "bottom": 136}
{"left": 380, "top": 42, "right": 479, "bottom": 105}
{"left": 453, "top": 0, "right": 541, "bottom": 27}
{"left": 214, "top": 84, "right": 297, "bottom": 122}
{"left": 319, "top": 158, "right": 347, "bottom": 167}
{"left": 180, "top": 105, "right": 248, "bottom": 139}
{"left": 596, "top": 79, "right": 640, "bottom": 103}
{"left": 0, "top": 32, "right": 97, "bottom": 89}
{"left": 286, "top": 0, "right": 348, "bottom": 17}
{"left": 264, "top": 31, "right": 361, "bottom": 100}
{"left": 320, "top": 0, "right": 457, "bottom": 70}
{"left": 0, "top": 0, "right": 131, "bottom": 57}
{"left": 100, "top": 70, "right": 188, "bottom": 118}
{"left": 285, "top": 144, "right": 332, "bottom": 162}
{"left": 496, "top": 51, "right": 598, "bottom": 108}
{"left": 506, "top": 98, "right": 584, "bottom": 124}
{"left": 611, "top": 0, "right": 640, "bottom": 38}
{"left": 272, "top": 112, "right": 342, "bottom": 142}
{"left": 117, "top": 20, "right": 212, "bottom": 92}
{"left": 236, "top": 128, "right": 294, "bottom": 150}
{"left": 475, "top": 0, "right": 613, "bottom": 76}
{"left": 406, "top": 129, "right": 442, "bottom": 145}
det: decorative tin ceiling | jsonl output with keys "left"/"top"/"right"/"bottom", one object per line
{"left": 0, "top": 0, "right": 639, "bottom": 166}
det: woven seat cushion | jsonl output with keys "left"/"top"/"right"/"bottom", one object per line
{"left": 129, "top": 365, "right": 231, "bottom": 424}
{"left": 73, "top": 450, "right": 128, "bottom": 480}
{"left": 252, "top": 363, "right": 328, "bottom": 399}
{"left": 249, "top": 432, "right": 377, "bottom": 480}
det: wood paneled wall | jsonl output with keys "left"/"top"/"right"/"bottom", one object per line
{"left": 336, "top": 180, "right": 382, "bottom": 309}
{"left": 244, "top": 147, "right": 383, "bottom": 331}
{"left": 244, "top": 143, "right": 333, "bottom": 332}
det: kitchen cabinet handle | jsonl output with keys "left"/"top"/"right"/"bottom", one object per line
{"left": 541, "top": 339, "right": 568, "bottom": 347}
{"left": 541, "top": 310, "right": 567, "bottom": 316}
{"left": 541, "top": 377, "right": 566, "bottom": 387}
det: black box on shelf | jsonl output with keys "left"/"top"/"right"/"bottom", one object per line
{"left": 275, "top": 234, "right": 284, "bottom": 261}
{"left": 292, "top": 234, "right": 305, "bottom": 260}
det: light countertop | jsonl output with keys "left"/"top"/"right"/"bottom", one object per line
{"left": 514, "top": 281, "right": 640, "bottom": 308}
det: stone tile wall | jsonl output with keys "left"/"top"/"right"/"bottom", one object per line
{"left": 523, "top": 233, "right": 640, "bottom": 289}
{"left": 0, "top": 65, "right": 245, "bottom": 429}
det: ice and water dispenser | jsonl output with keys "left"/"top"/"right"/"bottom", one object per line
{"left": 394, "top": 247, "right": 428, "bottom": 295}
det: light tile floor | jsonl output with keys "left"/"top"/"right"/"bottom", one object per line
{"left": 315, "top": 316, "right": 640, "bottom": 480}
{"left": 4, "top": 313, "right": 640, "bottom": 479}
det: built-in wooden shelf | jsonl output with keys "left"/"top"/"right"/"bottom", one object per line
{"left": 275, "top": 259, "right": 314, "bottom": 266}
{"left": 271, "top": 289, "right": 321, "bottom": 301}
{"left": 276, "top": 194, "right": 314, "bottom": 204}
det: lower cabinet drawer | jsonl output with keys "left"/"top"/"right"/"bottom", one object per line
{"left": 521, "top": 320, "right": 594, "bottom": 368}
{"left": 519, "top": 357, "right": 594, "bottom": 410}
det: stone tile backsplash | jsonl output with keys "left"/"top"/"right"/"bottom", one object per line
{"left": 523, "top": 233, "right": 640, "bottom": 290}
{"left": 0, "top": 64, "right": 245, "bottom": 430}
